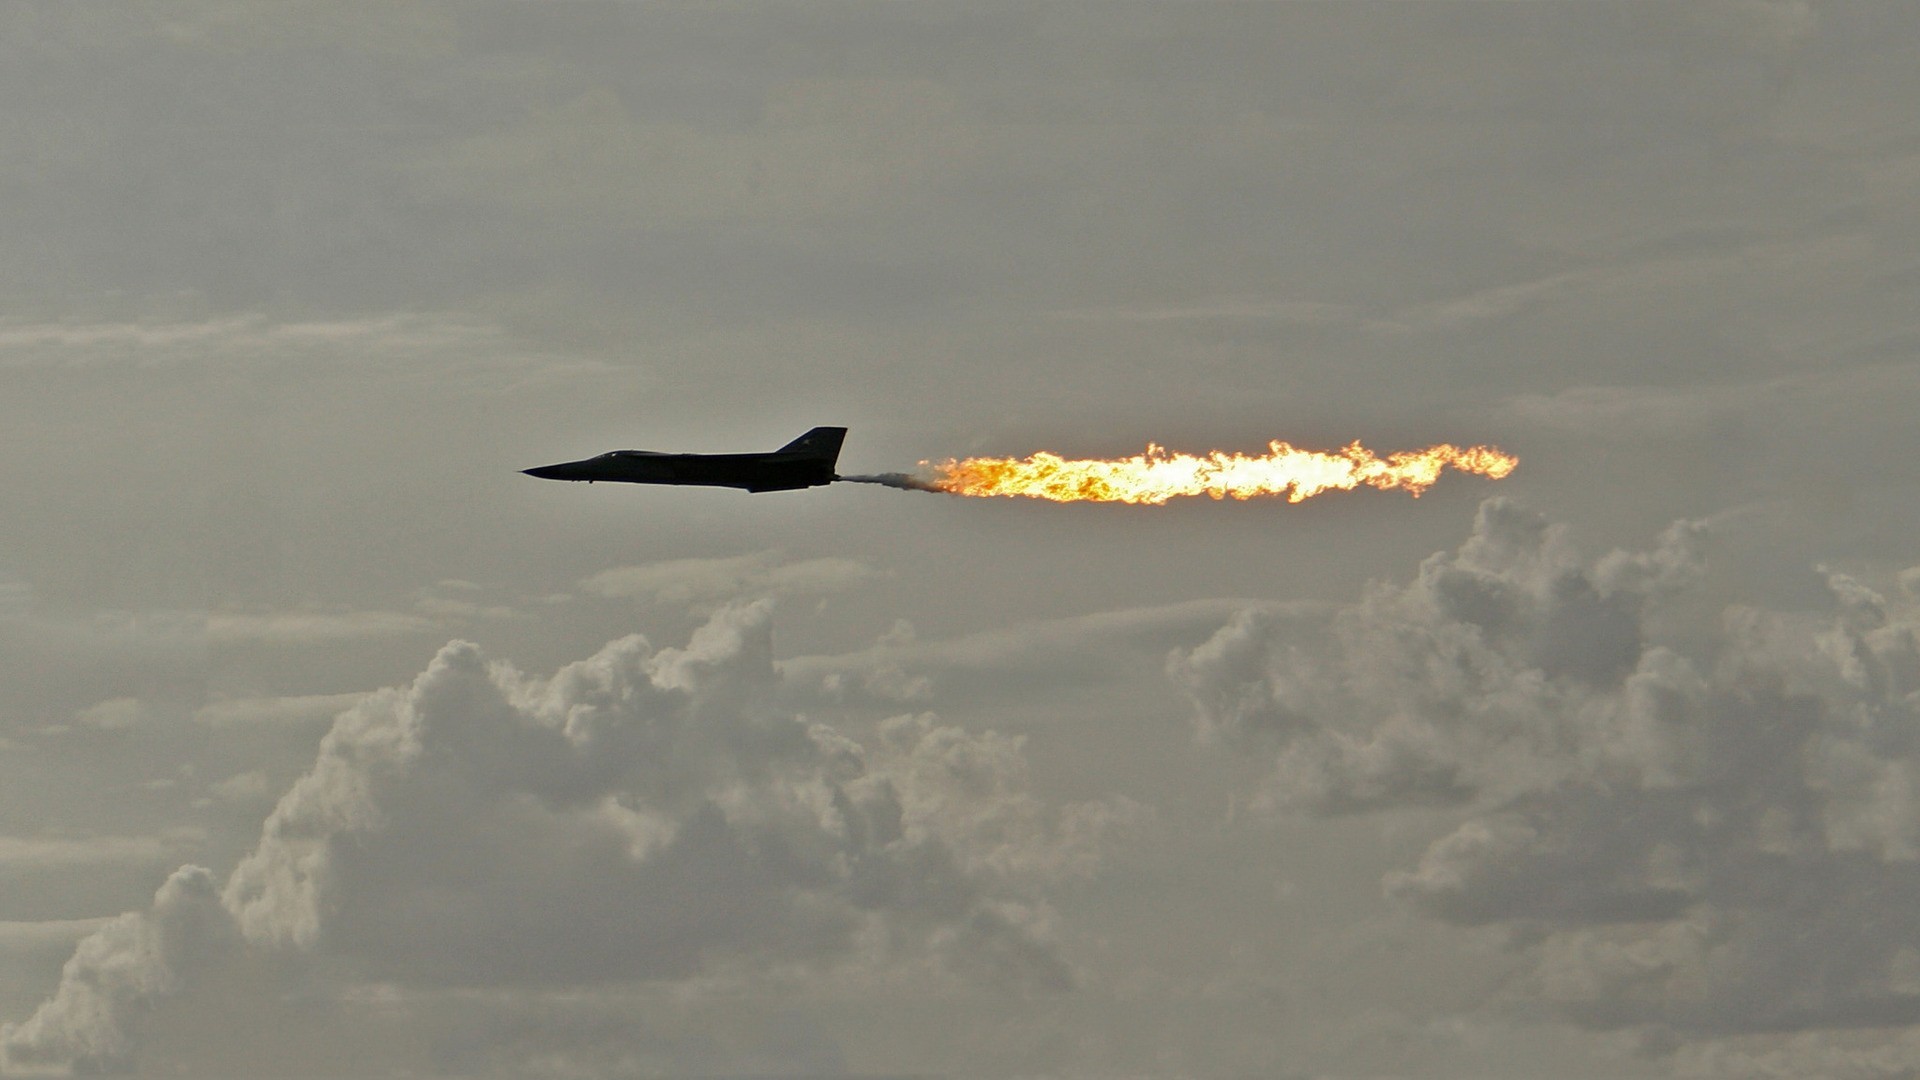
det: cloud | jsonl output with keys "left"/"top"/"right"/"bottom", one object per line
{"left": 0, "top": 866, "right": 234, "bottom": 1074}
{"left": 0, "top": 830, "right": 204, "bottom": 873}
{"left": 1170, "top": 497, "right": 1920, "bottom": 1050}
{"left": 1502, "top": 360, "right": 1920, "bottom": 439}
{"left": 206, "top": 609, "right": 437, "bottom": 647}
{"left": 1692, "top": 0, "right": 1818, "bottom": 55}
{"left": 1385, "top": 233, "right": 1875, "bottom": 341}
{"left": 0, "top": 920, "right": 113, "bottom": 955}
{"left": 1670, "top": 1028, "right": 1920, "bottom": 1080}
{"left": 147, "top": 2, "right": 459, "bottom": 56}
{"left": 0, "top": 580, "right": 28, "bottom": 621}
{"left": 409, "top": 84, "right": 977, "bottom": 228}
{"left": 0, "top": 609, "right": 206, "bottom": 718}
{"left": 71, "top": 698, "right": 148, "bottom": 732}
{"left": 191, "top": 693, "right": 366, "bottom": 728}
{"left": 1049, "top": 298, "right": 1360, "bottom": 326}
{"left": 0, "top": 313, "right": 607, "bottom": 399}
{"left": 4, "top": 603, "right": 1130, "bottom": 1074}
{"left": 580, "top": 551, "right": 883, "bottom": 612}
{"left": 784, "top": 597, "right": 1314, "bottom": 709}
{"left": 203, "top": 771, "right": 271, "bottom": 806}
{"left": 0, "top": 314, "right": 483, "bottom": 369}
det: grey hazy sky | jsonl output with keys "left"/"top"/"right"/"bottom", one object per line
{"left": 4, "top": 2, "right": 1920, "bottom": 1077}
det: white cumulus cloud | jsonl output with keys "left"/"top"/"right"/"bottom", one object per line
{"left": 1171, "top": 497, "right": 1920, "bottom": 1053}
{"left": 3, "top": 602, "right": 1132, "bottom": 1074}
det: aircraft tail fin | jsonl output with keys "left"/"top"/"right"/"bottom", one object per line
{"left": 775, "top": 426, "right": 846, "bottom": 464}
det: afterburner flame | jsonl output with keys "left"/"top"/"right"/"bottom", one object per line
{"left": 926, "top": 439, "right": 1516, "bottom": 505}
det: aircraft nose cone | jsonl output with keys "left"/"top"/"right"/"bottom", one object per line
{"left": 522, "top": 463, "right": 573, "bottom": 481}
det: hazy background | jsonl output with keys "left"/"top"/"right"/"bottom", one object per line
{"left": 5, "top": 3, "right": 1920, "bottom": 1077}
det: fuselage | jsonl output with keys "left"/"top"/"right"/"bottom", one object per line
{"left": 522, "top": 428, "right": 848, "bottom": 493}
{"left": 524, "top": 450, "right": 834, "bottom": 492}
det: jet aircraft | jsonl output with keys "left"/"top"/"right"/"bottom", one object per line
{"left": 522, "top": 427, "right": 846, "bottom": 493}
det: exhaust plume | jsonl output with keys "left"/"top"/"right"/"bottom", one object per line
{"left": 843, "top": 440, "right": 1517, "bottom": 505}
{"left": 837, "top": 472, "right": 946, "bottom": 493}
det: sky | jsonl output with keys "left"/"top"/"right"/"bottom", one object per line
{"left": 3, "top": 2, "right": 1920, "bottom": 1077}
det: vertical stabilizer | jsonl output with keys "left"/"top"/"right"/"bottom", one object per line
{"left": 774, "top": 427, "right": 847, "bottom": 464}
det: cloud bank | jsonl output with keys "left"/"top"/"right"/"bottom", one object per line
{"left": 3, "top": 602, "right": 1130, "bottom": 1074}
{"left": 580, "top": 551, "right": 882, "bottom": 613}
{"left": 1172, "top": 497, "right": 1920, "bottom": 1056}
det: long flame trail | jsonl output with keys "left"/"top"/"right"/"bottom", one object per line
{"left": 844, "top": 439, "right": 1517, "bottom": 504}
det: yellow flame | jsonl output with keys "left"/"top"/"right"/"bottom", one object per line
{"left": 927, "top": 440, "right": 1517, "bottom": 505}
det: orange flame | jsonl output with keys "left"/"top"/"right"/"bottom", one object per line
{"left": 926, "top": 440, "right": 1517, "bottom": 505}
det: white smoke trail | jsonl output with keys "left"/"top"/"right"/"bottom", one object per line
{"left": 836, "top": 473, "right": 944, "bottom": 493}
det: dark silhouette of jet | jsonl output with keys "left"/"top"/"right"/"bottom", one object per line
{"left": 522, "top": 427, "right": 846, "bottom": 493}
